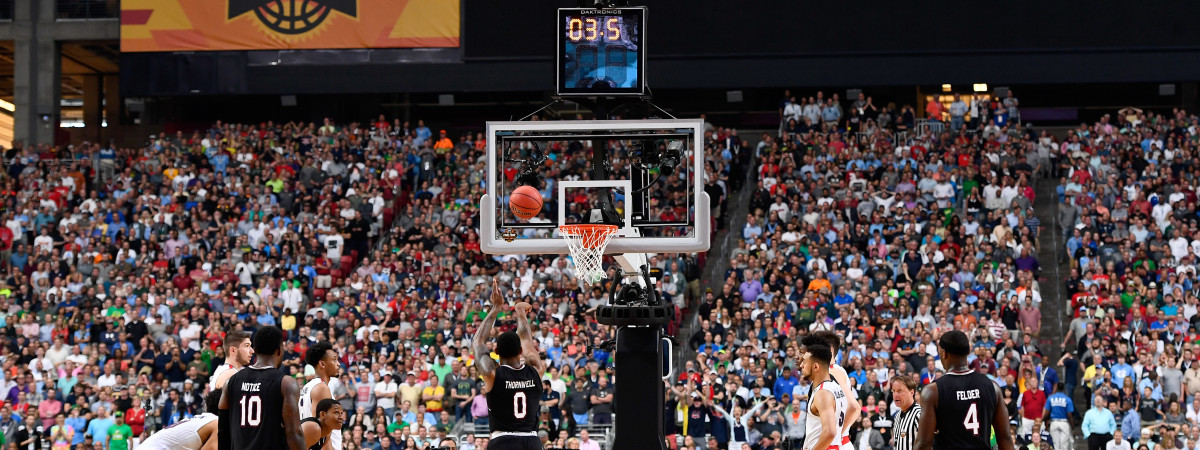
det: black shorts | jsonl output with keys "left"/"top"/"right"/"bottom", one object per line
{"left": 488, "top": 435, "right": 543, "bottom": 450}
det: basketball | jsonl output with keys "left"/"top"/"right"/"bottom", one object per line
{"left": 510, "top": 185, "right": 543, "bottom": 220}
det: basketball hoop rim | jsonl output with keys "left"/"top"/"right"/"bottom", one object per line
{"left": 558, "top": 224, "right": 619, "bottom": 248}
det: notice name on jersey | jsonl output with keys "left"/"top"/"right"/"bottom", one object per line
{"left": 242, "top": 383, "right": 263, "bottom": 392}
{"left": 1050, "top": 397, "right": 1069, "bottom": 407}
{"left": 831, "top": 388, "right": 845, "bottom": 399}
{"left": 956, "top": 389, "right": 981, "bottom": 401}
{"left": 505, "top": 380, "right": 537, "bottom": 390}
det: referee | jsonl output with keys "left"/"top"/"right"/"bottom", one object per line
{"left": 890, "top": 375, "right": 921, "bottom": 450}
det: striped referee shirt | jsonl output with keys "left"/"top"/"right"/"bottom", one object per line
{"left": 892, "top": 404, "right": 922, "bottom": 450}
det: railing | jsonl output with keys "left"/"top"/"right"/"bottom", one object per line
{"left": 0, "top": 0, "right": 13, "bottom": 21}
{"left": 56, "top": 0, "right": 118, "bottom": 19}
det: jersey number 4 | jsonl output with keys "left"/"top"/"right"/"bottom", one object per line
{"left": 963, "top": 402, "right": 980, "bottom": 436}
{"left": 240, "top": 395, "right": 263, "bottom": 427}
{"left": 513, "top": 392, "right": 527, "bottom": 419}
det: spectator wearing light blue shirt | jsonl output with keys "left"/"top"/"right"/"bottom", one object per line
{"left": 414, "top": 120, "right": 432, "bottom": 146}
{"left": 743, "top": 216, "right": 762, "bottom": 244}
{"left": 1119, "top": 400, "right": 1139, "bottom": 444}
{"left": 821, "top": 100, "right": 841, "bottom": 124}
{"left": 949, "top": 94, "right": 969, "bottom": 131}
{"left": 1110, "top": 355, "right": 1133, "bottom": 386}
{"left": 1137, "top": 372, "right": 1163, "bottom": 402}
{"left": 211, "top": 151, "right": 230, "bottom": 176}
{"left": 257, "top": 311, "right": 276, "bottom": 327}
{"left": 85, "top": 407, "right": 116, "bottom": 444}
{"left": 1082, "top": 396, "right": 1116, "bottom": 450}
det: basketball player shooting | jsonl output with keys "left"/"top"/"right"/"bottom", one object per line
{"left": 800, "top": 344, "right": 847, "bottom": 450}
{"left": 914, "top": 330, "right": 1013, "bottom": 450}
{"left": 219, "top": 326, "right": 307, "bottom": 450}
{"left": 473, "top": 280, "right": 546, "bottom": 450}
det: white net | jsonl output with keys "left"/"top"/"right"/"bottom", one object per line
{"left": 559, "top": 224, "right": 619, "bottom": 285}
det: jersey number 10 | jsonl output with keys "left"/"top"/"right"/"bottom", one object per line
{"left": 241, "top": 395, "right": 263, "bottom": 427}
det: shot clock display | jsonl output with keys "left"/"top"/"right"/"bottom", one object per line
{"left": 557, "top": 7, "right": 645, "bottom": 96}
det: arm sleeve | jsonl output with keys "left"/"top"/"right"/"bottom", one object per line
{"left": 218, "top": 408, "right": 231, "bottom": 450}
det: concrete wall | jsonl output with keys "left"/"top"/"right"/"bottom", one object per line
{"left": 0, "top": 0, "right": 117, "bottom": 147}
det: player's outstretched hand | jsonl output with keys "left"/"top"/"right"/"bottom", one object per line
{"left": 491, "top": 279, "right": 505, "bottom": 307}
{"left": 514, "top": 302, "right": 532, "bottom": 317}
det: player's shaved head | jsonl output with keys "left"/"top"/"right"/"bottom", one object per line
{"left": 253, "top": 326, "right": 285, "bottom": 356}
{"left": 497, "top": 331, "right": 522, "bottom": 359}
{"left": 939, "top": 330, "right": 971, "bottom": 356}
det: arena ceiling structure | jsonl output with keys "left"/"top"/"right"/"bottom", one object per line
{"left": 120, "top": 0, "right": 1200, "bottom": 96}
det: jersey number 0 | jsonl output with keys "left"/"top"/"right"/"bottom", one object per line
{"left": 513, "top": 392, "right": 527, "bottom": 419}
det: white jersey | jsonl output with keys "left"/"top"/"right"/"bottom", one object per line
{"left": 804, "top": 379, "right": 848, "bottom": 450}
{"left": 831, "top": 364, "right": 855, "bottom": 450}
{"left": 139, "top": 413, "right": 217, "bottom": 450}
{"left": 299, "top": 378, "right": 343, "bottom": 450}
{"left": 208, "top": 364, "right": 237, "bottom": 393}
{"left": 299, "top": 378, "right": 324, "bottom": 419}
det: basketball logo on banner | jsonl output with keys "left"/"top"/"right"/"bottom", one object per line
{"left": 228, "top": 0, "right": 356, "bottom": 35}
{"left": 122, "top": 0, "right": 460, "bottom": 52}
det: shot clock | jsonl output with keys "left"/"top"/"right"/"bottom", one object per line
{"left": 557, "top": 7, "right": 646, "bottom": 97}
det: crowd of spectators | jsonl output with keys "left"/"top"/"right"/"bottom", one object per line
{"left": 0, "top": 117, "right": 509, "bottom": 450}
{"left": 2, "top": 89, "right": 1190, "bottom": 450}
{"left": 1057, "top": 106, "right": 1200, "bottom": 450}
{"left": 666, "top": 88, "right": 1070, "bottom": 450}
{"left": 0, "top": 110, "right": 713, "bottom": 450}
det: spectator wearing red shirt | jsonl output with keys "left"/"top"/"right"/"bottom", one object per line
{"left": 125, "top": 402, "right": 146, "bottom": 443}
{"left": 171, "top": 267, "right": 195, "bottom": 291}
{"left": 926, "top": 99, "right": 944, "bottom": 123}
{"left": 1019, "top": 379, "right": 1047, "bottom": 435}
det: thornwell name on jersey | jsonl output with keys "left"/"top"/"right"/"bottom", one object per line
{"left": 505, "top": 380, "right": 536, "bottom": 389}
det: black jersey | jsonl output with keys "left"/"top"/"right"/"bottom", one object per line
{"left": 932, "top": 370, "right": 997, "bottom": 450}
{"left": 486, "top": 364, "right": 542, "bottom": 433}
{"left": 301, "top": 418, "right": 325, "bottom": 450}
{"left": 226, "top": 366, "right": 289, "bottom": 450}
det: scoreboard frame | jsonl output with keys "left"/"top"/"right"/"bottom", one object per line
{"left": 555, "top": 7, "right": 647, "bottom": 97}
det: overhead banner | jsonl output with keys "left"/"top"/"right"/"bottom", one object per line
{"left": 121, "top": 0, "right": 460, "bottom": 52}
